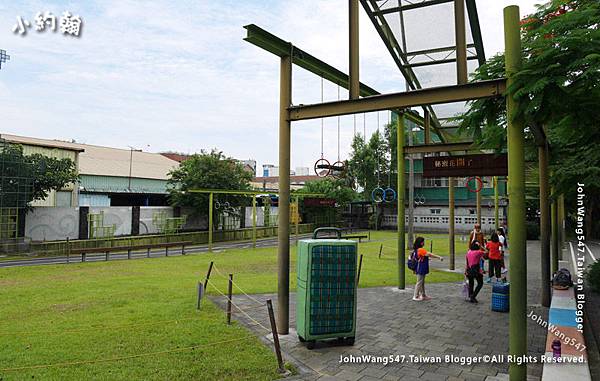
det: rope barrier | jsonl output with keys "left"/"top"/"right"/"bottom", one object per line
{"left": 205, "top": 279, "right": 270, "bottom": 333}
{"left": 0, "top": 317, "right": 200, "bottom": 337}
{"left": 0, "top": 336, "right": 255, "bottom": 372}
{"left": 211, "top": 265, "right": 265, "bottom": 306}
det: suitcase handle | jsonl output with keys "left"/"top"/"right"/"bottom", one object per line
{"left": 312, "top": 227, "right": 342, "bottom": 239}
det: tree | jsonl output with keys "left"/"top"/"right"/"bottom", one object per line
{"left": 346, "top": 130, "right": 390, "bottom": 200}
{"left": 0, "top": 142, "right": 78, "bottom": 209}
{"left": 457, "top": 0, "right": 600, "bottom": 237}
{"left": 167, "top": 149, "right": 253, "bottom": 226}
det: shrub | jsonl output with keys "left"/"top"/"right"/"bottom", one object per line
{"left": 586, "top": 261, "right": 600, "bottom": 293}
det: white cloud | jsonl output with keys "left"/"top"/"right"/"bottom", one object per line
{"left": 0, "top": 0, "right": 542, "bottom": 174}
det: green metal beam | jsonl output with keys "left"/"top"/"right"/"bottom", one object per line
{"left": 465, "top": 0, "right": 486, "bottom": 66}
{"left": 244, "top": 24, "right": 446, "bottom": 142}
{"left": 404, "top": 142, "right": 476, "bottom": 154}
{"left": 289, "top": 79, "right": 506, "bottom": 121}
{"left": 244, "top": 24, "right": 378, "bottom": 98}
{"left": 189, "top": 189, "right": 325, "bottom": 197}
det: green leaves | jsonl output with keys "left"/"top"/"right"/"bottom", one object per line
{"left": 0, "top": 142, "right": 78, "bottom": 208}
{"left": 166, "top": 149, "right": 253, "bottom": 219}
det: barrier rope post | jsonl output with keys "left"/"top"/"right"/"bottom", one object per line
{"left": 226, "top": 274, "right": 233, "bottom": 325}
{"left": 266, "top": 299, "right": 285, "bottom": 373}
{"left": 378, "top": 244, "right": 383, "bottom": 259}
{"left": 197, "top": 282, "right": 204, "bottom": 310}
{"left": 357, "top": 254, "right": 363, "bottom": 285}
{"left": 66, "top": 237, "right": 70, "bottom": 264}
{"left": 203, "top": 261, "right": 214, "bottom": 290}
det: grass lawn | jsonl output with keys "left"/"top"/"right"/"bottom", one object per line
{"left": 0, "top": 230, "right": 463, "bottom": 380}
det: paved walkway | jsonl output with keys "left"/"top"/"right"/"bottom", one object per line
{"left": 211, "top": 241, "right": 550, "bottom": 381}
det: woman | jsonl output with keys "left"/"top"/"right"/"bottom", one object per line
{"left": 465, "top": 241, "right": 485, "bottom": 303}
{"left": 412, "top": 237, "right": 444, "bottom": 301}
{"left": 485, "top": 232, "right": 503, "bottom": 283}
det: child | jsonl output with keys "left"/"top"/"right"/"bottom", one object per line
{"left": 469, "top": 224, "right": 486, "bottom": 273}
{"left": 412, "top": 237, "right": 444, "bottom": 301}
{"left": 465, "top": 241, "right": 485, "bottom": 303}
{"left": 485, "top": 232, "right": 503, "bottom": 283}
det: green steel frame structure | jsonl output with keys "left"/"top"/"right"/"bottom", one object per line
{"left": 244, "top": 2, "right": 563, "bottom": 379}
{"left": 188, "top": 189, "right": 325, "bottom": 252}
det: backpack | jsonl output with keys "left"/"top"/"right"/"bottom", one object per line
{"left": 552, "top": 268, "right": 573, "bottom": 290}
{"left": 407, "top": 250, "right": 419, "bottom": 272}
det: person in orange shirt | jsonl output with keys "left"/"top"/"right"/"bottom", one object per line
{"left": 485, "top": 232, "right": 503, "bottom": 283}
{"left": 411, "top": 237, "right": 444, "bottom": 301}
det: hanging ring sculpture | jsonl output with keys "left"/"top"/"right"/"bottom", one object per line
{"left": 214, "top": 200, "right": 221, "bottom": 209}
{"left": 314, "top": 158, "right": 331, "bottom": 177}
{"left": 466, "top": 176, "right": 484, "bottom": 193}
{"left": 371, "top": 187, "right": 386, "bottom": 203}
{"left": 383, "top": 188, "right": 396, "bottom": 202}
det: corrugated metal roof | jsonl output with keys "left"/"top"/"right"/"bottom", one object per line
{"left": 1, "top": 133, "right": 179, "bottom": 180}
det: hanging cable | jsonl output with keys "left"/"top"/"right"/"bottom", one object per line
{"left": 337, "top": 85, "right": 340, "bottom": 162}
{"left": 363, "top": 113, "right": 366, "bottom": 138}
{"left": 314, "top": 74, "right": 330, "bottom": 177}
{"left": 321, "top": 75, "right": 324, "bottom": 158}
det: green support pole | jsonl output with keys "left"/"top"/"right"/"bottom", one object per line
{"left": 539, "top": 144, "right": 551, "bottom": 307}
{"left": 505, "top": 6, "right": 527, "bottom": 380}
{"left": 494, "top": 176, "right": 499, "bottom": 230}
{"left": 551, "top": 193, "right": 559, "bottom": 273}
{"left": 277, "top": 54, "right": 292, "bottom": 334}
{"left": 208, "top": 192, "right": 213, "bottom": 252}
{"left": 252, "top": 196, "right": 257, "bottom": 249}
{"left": 449, "top": 177, "right": 455, "bottom": 270}
{"left": 397, "top": 113, "right": 406, "bottom": 289}
{"left": 295, "top": 196, "right": 299, "bottom": 245}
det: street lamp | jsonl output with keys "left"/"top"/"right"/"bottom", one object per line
{"left": 0, "top": 50, "right": 10, "bottom": 70}
{"left": 127, "top": 146, "right": 142, "bottom": 191}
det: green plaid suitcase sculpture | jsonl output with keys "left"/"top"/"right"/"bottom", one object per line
{"left": 296, "top": 228, "right": 357, "bottom": 349}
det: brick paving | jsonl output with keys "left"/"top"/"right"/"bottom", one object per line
{"left": 211, "top": 241, "right": 550, "bottom": 380}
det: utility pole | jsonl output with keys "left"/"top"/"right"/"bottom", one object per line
{"left": 127, "top": 146, "right": 142, "bottom": 192}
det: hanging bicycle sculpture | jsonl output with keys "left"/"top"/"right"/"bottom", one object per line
{"left": 314, "top": 79, "right": 346, "bottom": 178}
{"left": 466, "top": 176, "right": 484, "bottom": 193}
{"left": 371, "top": 111, "right": 396, "bottom": 204}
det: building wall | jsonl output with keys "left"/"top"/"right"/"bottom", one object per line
{"left": 21, "top": 145, "right": 79, "bottom": 207}
{"left": 80, "top": 175, "right": 169, "bottom": 194}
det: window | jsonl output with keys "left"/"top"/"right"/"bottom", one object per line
{"left": 469, "top": 209, "right": 476, "bottom": 215}
{"left": 430, "top": 208, "right": 441, "bottom": 214}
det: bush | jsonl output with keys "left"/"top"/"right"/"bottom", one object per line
{"left": 586, "top": 261, "right": 600, "bottom": 293}
{"left": 526, "top": 220, "right": 540, "bottom": 240}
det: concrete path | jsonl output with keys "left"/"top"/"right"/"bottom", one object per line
{"left": 212, "top": 241, "right": 550, "bottom": 380}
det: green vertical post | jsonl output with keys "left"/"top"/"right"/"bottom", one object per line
{"left": 252, "top": 196, "right": 257, "bottom": 249}
{"left": 277, "top": 54, "right": 292, "bottom": 334}
{"left": 551, "top": 193, "right": 559, "bottom": 274}
{"left": 539, "top": 144, "right": 551, "bottom": 307}
{"left": 295, "top": 196, "right": 299, "bottom": 245}
{"left": 449, "top": 177, "right": 455, "bottom": 270}
{"left": 494, "top": 176, "right": 499, "bottom": 230}
{"left": 208, "top": 192, "right": 213, "bottom": 252}
{"left": 397, "top": 113, "right": 406, "bottom": 289}
{"left": 505, "top": 5, "right": 527, "bottom": 380}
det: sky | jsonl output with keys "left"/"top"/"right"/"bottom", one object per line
{"left": 0, "top": 0, "right": 541, "bottom": 175}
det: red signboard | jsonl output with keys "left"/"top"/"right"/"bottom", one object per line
{"left": 422, "top": 153, "right": 508, "bottom": 177}
{"left": 303, "top": 198, "right": 336, "bottom": 207}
